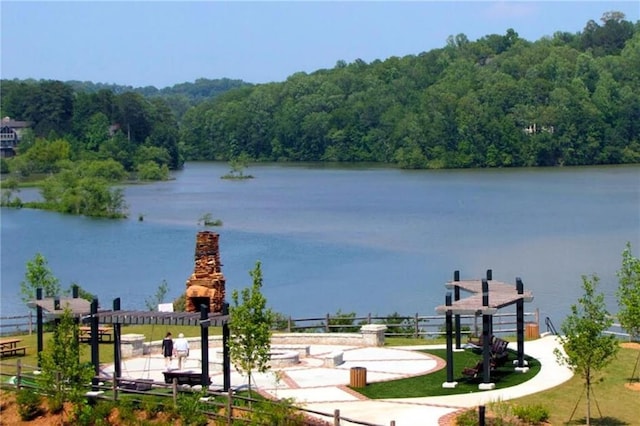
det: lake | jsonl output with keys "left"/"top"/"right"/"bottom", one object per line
{"left": 1, "top": 162, "right": 638, "bottom": 327}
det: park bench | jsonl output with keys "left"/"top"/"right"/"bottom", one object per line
{"left": 490, "top": 337, "right": 509, "bottom": 366}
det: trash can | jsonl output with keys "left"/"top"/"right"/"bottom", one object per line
{"left": 350, "top": 367, "right": 367, "bottom": 388}
{"left": 525, "top": 323, "right": 540, "bottom": 339}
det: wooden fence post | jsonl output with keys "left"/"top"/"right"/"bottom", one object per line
{"left": 172, "top": 378, "right": 178, "bottom": 407}
{"left": 28, "top": 312, "right": 33, "bottom": 335}
{"left": 414, "top": 313, "right": 419, "bottom": 338}
{"left": 325, "top": 313, "right": 330, "bottom": 332}
{"left": 227, "top": 388, "right": 233, "bottom": 426}
{"left": 333, "top": 409, "right": 340, "bottom": 426}
{"left": 287, "top": 316, "right": 292, "bottom": 332}
{"left": 112, "top": 377, "right": 117, "bottom": 401}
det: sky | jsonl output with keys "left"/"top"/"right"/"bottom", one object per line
{"left": 1, "top": 1, "right": 639, "bottom": 88}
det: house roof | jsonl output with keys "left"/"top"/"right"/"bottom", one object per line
{"left": 2, "top": 117, "right": 30, "bottom": 128}
{"left": 434, "top": 279, "right": 534, "bottom": 315}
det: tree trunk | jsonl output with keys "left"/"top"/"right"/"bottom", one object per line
{"left": 586, "top": 376, "right": 591, "bottom": 426}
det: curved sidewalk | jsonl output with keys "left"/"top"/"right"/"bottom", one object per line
{"left": 102, "top": 334, "right": 572, "bottom": 426}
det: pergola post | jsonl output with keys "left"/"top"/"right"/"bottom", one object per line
{"left": 516, "top": 278, "right": 526, "bottom": 369}
{"left": 36, "top": 288, "right": 43, "bottom": 368}
{"left": 113, "top": 298, "right": 122, "bottom": 381}
{"left": 222, "top": 323, "right": 231, "bottom": 391}
{"left": 480, "top": 278, "right": 494, "bottom": 388}
{"left": 222, "top": 302, "right": 231, "bottom": 392}
{"left": 90, "top": 298, "right": 99, "bottom": 391}
{"left": 200, "top": 304, "right": 210, "bottom": 388}
{"left": 442, "top": 292, "right": 457, "bottom": 388}
{"left": 453, "top": 270, "right": 461, "bottom": 350}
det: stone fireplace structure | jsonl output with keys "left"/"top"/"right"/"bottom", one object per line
{"left": 185, "top": 231, "right": 226, "bottom": 313}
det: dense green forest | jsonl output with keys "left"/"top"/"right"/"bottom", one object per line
{"left": 1, "top": 12, "right": 639, "bottom": 172}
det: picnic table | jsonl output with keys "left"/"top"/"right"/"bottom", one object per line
{"left": 79, "top": 326, "right": 113, "bottom": 343}
{"left": 0, "top": 338, "right": 27, "bottom": 357}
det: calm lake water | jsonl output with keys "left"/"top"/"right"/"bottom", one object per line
{"left": 1, "top": 162, "right": 638, "bottom": 327}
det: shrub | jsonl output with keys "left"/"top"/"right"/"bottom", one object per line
{"left": 251, "top": 398, "right": 306, "bottom": 425}
{"left": 16, "top": 388, "right": 44, "bottom": 421}
{"left": 176, "top": 391, "right": 208, "bottom": 426}
{"left": 512, "top": 403, "right": 550, "bottom": 423}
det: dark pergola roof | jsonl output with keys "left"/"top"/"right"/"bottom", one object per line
{"left": 27, "top": 298, "right": 92, "bottom": 317}
{"left": 435, "top": 279, "right": 534, "bottom": 315}
{"left": 27, "top": 298, "right": 229, "bottom": 326}
{"left": 87, "top": 310, "right": 229, "bottom": 327}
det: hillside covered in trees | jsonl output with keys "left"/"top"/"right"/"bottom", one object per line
{"left": 1, "top": 11, "right": 639, "bottom": 171}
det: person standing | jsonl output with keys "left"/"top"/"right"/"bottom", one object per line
{"left": 161, "top": 332, "right": 174, "bottom": 370}
{"left": 174, "top": 333, "right": 190, "bottom": 370}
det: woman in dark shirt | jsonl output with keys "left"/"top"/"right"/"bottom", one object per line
{"left": 161, "top": 332, "right": 174, "bottom": 369}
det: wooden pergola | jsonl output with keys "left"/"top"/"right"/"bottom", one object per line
{"left": 435, "top": 269, "right": 534, "bottom": 389}
{"left": 29, "top": 287, "right": 231, "bottom": 391}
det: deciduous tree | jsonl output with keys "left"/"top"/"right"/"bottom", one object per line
{"left": 554, "top": 275, "right": 619, "bottom": 425}
{"left": 228, "top": 261, "right": 274, "bottom": 400}
{"left": 616, "top": 242, "right": 640, "bottom": 341}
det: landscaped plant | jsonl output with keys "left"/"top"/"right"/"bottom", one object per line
{"left": 512, "top": 403, "right": 550, "bottom": 424}
{"left": 617, "top": 242, "right": 640, "bottom": 343}
{"left": 38, "top": 307, "right": 95, "bottom": 415}
{"left": 251, "top": 398, "right": 306, "bottom": 425}
{"left": 327, "top": 309, "right": 361, "bottom": 332}
{"left": 176, "top": 391, "right": 208, "bottom": 426}
{"left": 228, "top": 261, "right": 274, "bottom": 403}
{"left": 554, "top": 274, "right": 619, "bottom": 426}
{"left": 15, "top": 388, "right": 44, "bottom": 421}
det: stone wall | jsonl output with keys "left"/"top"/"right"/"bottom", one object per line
{"left": 137, "top": 325, "right": 387, "bottom": 358}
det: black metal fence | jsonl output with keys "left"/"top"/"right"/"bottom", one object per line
{"left": 282, "top": 310, "right": 540, "bottom": 338}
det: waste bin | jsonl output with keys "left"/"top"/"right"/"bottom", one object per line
{"left": 525, "top": 323, "right": 540, "bottom": 339}
{"left": 350, "top": 367, "right": 367, "bottom": 388}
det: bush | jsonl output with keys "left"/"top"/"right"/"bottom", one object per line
{"left": 176, "top": 391, "right": 208, "bottom": 426}
{"left": 512, "top": 403, "right": 550, "bottom": 423}
{"left": 16, "top": 388, "right": 44, "bottom": 421}
{"left": 251, "top": 398, "right": 306, "bottom": 425}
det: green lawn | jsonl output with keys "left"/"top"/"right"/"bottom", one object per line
{"left": 512, "top": 344, "right": 639, "bottom": 425}
{"left": 0, "top": 325, "right": 217, "bottom": 374}
{"left": 354, "top": 348, "right": 541, "bottom": 398}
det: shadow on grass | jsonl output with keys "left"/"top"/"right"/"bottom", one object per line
{"left": 565, "top": 416, "right": 628, "bottom": 425}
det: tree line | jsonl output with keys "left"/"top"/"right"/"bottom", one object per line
{"left": 180, "top": 12, "right": 640, "bottom": 168}
{"left": 1, "top": 11, "right": 639, "bottom": 179}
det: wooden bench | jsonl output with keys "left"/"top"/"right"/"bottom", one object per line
{"left": 490, "top": 337, "right": 509, "bottom": 366}
{"left": 0, "top": 338, "right": 27, "bottom": 357}
{"left": 163, "top": 371, "right": 211, "bottom": 386}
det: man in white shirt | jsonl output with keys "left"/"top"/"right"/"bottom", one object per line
{"left": 174, "top": 333, "right": 190, "bottom": 370}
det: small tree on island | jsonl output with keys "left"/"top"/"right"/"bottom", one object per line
{"left": 228, "top": 261, "right": 274, "bottom": 401}
{"left": 20, "top": 253, "right": 61, "bottom": 304}
{"left": 554, "top": 274, "right": 619, "bottom": 426}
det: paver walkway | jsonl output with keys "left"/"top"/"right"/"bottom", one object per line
{"left": 101, "top": 334, "right": 573, "bottom": 426}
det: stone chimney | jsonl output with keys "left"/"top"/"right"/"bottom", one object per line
{"left": 185, "top": 231, "right": 226, "bottom": 313}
